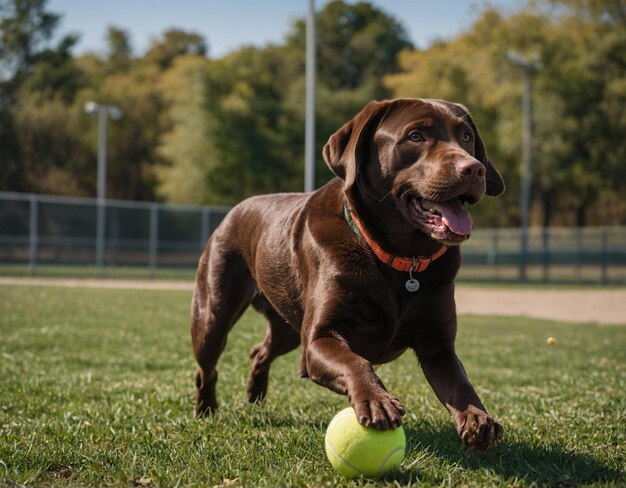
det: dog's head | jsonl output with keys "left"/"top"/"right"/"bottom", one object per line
{"left": 323, "top": 98, "right": 505, "bottom": 246}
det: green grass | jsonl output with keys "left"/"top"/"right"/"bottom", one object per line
{"left": 3, "top": 263, "right": 625, "bottom": 288}
{"left": 1, "top": 285, "right": 624, "bottom": 487}
{"left": 0, "top": 264, "right": 195, "bottom": 281}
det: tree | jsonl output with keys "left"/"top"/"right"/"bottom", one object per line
{"left": 106, "top": 26, "right": 132, "bottom": 72}
{"left": 285, "top": 0, "right": 412, "bottom": 91}
{"left": 87, "top": 62, "right": 168, "bottom": 200}
{"left": 12, "top": 91, "right": 91, "bottom": 195}
{"left": 188, "top": 0, "right": 414, "bottom": 204}
{"left": 0, "top": 0, "right": 80, "bottom": 95}
{"left": 145, "top": 29, "right": 207, "bottom": 69}
{"left": 0, "top": 0, "right": 83, "bottom": 191}
{"left": 156, "top": 55, "right": 214, "bottom": 203}
{"left": 538, "top": 0, "right": 626, "bottom": 225}
{"left": 199, "top": 46, "right": 298, "bottom": 204}
{"left": 0, "top": 0, "right": 61, "bottom": 80}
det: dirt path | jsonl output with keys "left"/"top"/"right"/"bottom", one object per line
{"left": 455, "top": 286, "right": 626, "bottom": 325}
{"left": 1, "top": 277, "right": 624, "bottom": 325}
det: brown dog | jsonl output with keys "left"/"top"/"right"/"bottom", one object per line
{"left": 191, "top": 98, "right": 505, "bottom": 449}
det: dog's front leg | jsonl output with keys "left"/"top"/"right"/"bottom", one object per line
{"left": 306, "top": 337, "right": 405, "bottom": 430}
{"left": 419, "top": 347, "right": 503, "bottom": 449}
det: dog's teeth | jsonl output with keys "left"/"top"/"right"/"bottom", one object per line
{"left": 429, "top": 208, "right": 436, "bottom": 213}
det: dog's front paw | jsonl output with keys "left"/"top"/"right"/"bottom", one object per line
{"left": 352, "top": 392, "right": 405, "bottom": 431}
{"left": 454, "top": 405, "right": 503, "bottom": 450}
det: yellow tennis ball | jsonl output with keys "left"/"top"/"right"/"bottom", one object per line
{"left": 324, "top": 407, "right": 405, "bottom": 478}
{"left": 547, "top": 337, "right": 557, "bottom": 345}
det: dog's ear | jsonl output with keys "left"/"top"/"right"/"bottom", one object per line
{"left": 455, "top": 104, "right": 505, "bottom": 197}
{"left": 323, "top": 100, "right": 389, "bottom": 188}
{"left": 322, "top": 118, "right": 354, "bottom": 182}
{"left": 473, "top": 121, "right": 505, "bottom": 197}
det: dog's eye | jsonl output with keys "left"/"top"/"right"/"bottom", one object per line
{"left": 462, "top": 132, "right": 472, "bottom": 143}
{"left": 408, "top": 131, "right": 424, "bottom": 142}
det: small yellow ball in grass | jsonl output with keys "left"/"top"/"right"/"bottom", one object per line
{"left": 547, "top": 336, "right": 557, "bottom": 345}
{"left": 324, "top": 407, "right": 405, "bottom": 478}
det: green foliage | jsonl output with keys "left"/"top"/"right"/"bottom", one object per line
{"left": 0, "top": 0, "right": 85, "bottom": 192}
{"left": 96, "top": 63, "right": 168, "bottom": 200}
{"left": 0, "top": 0, "right": 61, "bottom": 79}
{"left": 145, "top": 29, "right": 207, "bottom": 69}
{"left": 12, "top": 91, "right": 91, "bottom": 195}
{"left": 155, "top": 56, "right": 214, "bottom": 204}
{"left": 538, "top": 0, "right": 626, "bottom": 225}
{"left": 105, "top": 26, "right": 132, "bottom": 72}
{"left": 286, "top": 0, "right": 412, "bottom": 90}
{"left": 1, "top": 285, "right": 624, "bottom": 486}
{"left": 200, "top": 46, "right": 300, "bottom": 204}
{"left": 192, "top": 0, "right": 412, "bottom": 204}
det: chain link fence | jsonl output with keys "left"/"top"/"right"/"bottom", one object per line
{"left": 0, "top": 192, "right": 230, "bottom": 278}
{"left": 459, "top": 226, "right": 626, "bottom": 283}
{"left": 1, "top": 191, "right": 625, "bottom": 283}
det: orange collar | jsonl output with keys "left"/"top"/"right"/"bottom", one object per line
{"left": 344, "top": 202, "right": 447, "bottom": 273}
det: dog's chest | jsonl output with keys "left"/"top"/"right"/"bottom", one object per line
{"left": 345, "top": 271, "right": 456, "bottom": 362}
{"left": 336, "top": 285, "right": 430, "bottom": 363}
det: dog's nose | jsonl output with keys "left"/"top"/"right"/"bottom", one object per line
{"left": 457, "top": 159, "right": 486, "bottom": 179}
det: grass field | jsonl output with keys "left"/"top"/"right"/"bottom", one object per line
{"left": 3, "top": 262, "right": 626, "bottom": 286}
{"left": 1, "top": 285, "right": 624, "bottom": 487}
{"left": 0, "top": 264, "right": 195, "bottom": 281}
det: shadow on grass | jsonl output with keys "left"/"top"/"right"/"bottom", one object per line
{"left": 204, "top": 408, "right": 622, "bottom": 485}
{"left": 393, "top": 425, "right": 623, "bottom": 486}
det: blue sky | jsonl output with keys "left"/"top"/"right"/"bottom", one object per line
{"left": 48, "top": 0, "right": 524, "bottom": 58}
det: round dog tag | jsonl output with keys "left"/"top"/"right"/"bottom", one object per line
{"left": 405, "top": 278, "right": 420, "bottom": 292}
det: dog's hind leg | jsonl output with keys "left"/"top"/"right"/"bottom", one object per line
{"left": 246, "top": 294, "right": 301, "bottom": 404}
{"left": 191, "top": 238, "right": 256, "bottom": 418}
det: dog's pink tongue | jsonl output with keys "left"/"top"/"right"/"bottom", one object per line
{"left": 435, "top": 199, "right": 473, "bottom": 236}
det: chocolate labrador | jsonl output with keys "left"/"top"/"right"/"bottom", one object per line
{"left": 191, "top": 98, "right": 505, "bottom": 449}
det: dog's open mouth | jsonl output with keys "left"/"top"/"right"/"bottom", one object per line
{"left": 408, "top": 196, "right": 474, "bottom": 245}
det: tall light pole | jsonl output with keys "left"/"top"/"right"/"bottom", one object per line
{"left": 84, "top": 101, "right": 123, "bottom": 274}
{"left": 507, "top": 51, "right": 541, "bottom": 282}
{"left": 304, "top": 0, "right": 316, "bottom": 192}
